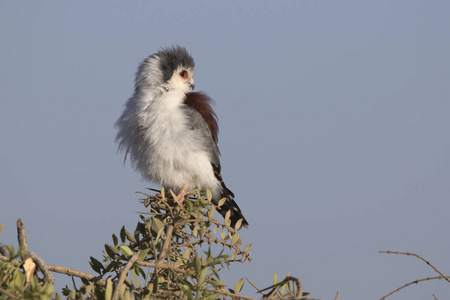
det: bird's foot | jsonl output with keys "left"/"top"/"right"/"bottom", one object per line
{"left": 175, "top": 182, "right": 190, "bottom": 204}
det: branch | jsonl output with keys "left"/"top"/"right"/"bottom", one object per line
{"left": 0, "top": 286, "right": 17, "bottom": 299}
{"left": 17, "top": 219, "right": 28, "bottom": 252}
{"left": 24, "top": 252, "right": 55, "bottom": 284}
{"left": 379, "top": 251, "right": 450, "bottom": 284}
{"left": 112, "top": 253, "right": 139, "bottom": 300}
{"left": 203, "top": 288, "right": 258, "bottom": 300}
{"left": 135, "top": 259, "right": 189, "bottom": 275}
{"left": 16, "top": 219, "right": 55, "bottom": 284}
{"left": 379, "top": 276, "right": 450, "bottom": 300}
{"left": 334, "top": 291, "right": 340, "bottom": 300}
{"left": 261, "top": 276, "right": 302, "bottom": 299}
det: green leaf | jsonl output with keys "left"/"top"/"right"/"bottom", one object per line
{"left": 120, "top": 226, "right": 126, "bottom": 243}
{"left": 235, "top": 219, "right": 243, "bottom": 230}
{"left": 42, "top": 282, "right": 54, "bottom": 296}
{"left": 105, "top": 244, "right": 119, "bottom": 257}
{"left": 208, "top": 206, "right": 215, "bottom": 220}
{"left": 234, "top": 278, "right": 244, "bottom": 294}
{"left": 217, "top": 198, "right": 226, "bottom": 207}
{"left": 139, "top": 248, "right": 150, "bottom": 261}
{"left": 89, "top": 256, "right": 104, "bottom": 273}
{"left": 130, "top": 269, "right": 141, "bottom": 288}
{"left": 224, "top": 210, "right": 231, "bottom": 225}
{"left": 244, "top": 243, "right": 252, "bottom": 252}
{"left": 198, "top": 267, "right": 207, "bottom": 286}
{"left": 206, "top": 189, "right": 212, "bottom": 201}
{"left": 192, "top": 224, "right": 199, "bottom": 237}
{"left": 112, "top": 234, "right": 118, "bottom": 246}
{"left": 199, "top": 227, "right": 207, "bottom": 239}
{"left": 185, "top": 198, "right": 193, "bottom": 211}
{"left": 119, "top": 245, "right": 133, "bottom": 257}
{"left": 231, "top": 233, "right": 240, "bottom": 245}
{"left": 183, "top": 247, "right": 192, "bottom": 260}
{"left": 210, "top": 279, "right": 226, "bottom": 287}
{"left": 151, "top": 218, "right": 164, "bottom": 233}
{"left": 273, "top": 272, "right": 278, "bottom": 285}
{"left": 105, "top": 278, "right": 113, "bottom": 300}
{"left": 125, "top": 230, "right": 137, "bottom": 243}
{"left": 194, "top": 256, "right": 201, "bottom": 275}
{"left": 170, "top": 190, "right": 179, "bottom": 202}
{"left": 204, "top": 294, "right": 220, "bottom": 300}
{"left": 220, "top": 231, "right": 226, "bottom": 240}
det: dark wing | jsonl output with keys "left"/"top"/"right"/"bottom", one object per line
{"left": 184, "top": 92, "right": 248, "bottom": 229}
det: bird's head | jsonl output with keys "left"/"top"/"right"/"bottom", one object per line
{"left": 135, "top": 45, "right": 195, "bottom": 94}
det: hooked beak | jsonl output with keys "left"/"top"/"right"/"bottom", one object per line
{"left": 189, "top": 79, "right": 195, "bottom": 90}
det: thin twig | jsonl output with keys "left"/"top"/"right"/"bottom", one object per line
{"left": 135, "top": 259, "right": 189, "bottom": 275}
{"left": 0, "top": 286, "right": 17, "bottom": 299}
{"left": 334, "top": 291, "right": 340, "bottom": 300}
{"left": 262, "top": 276, "right": 302, "bottom": 299}
{"left": 379, "top": 276, "right": 450, "bottom": 299}
{"left": 112, "top": 252, "right": 139, "bottom": 300}
{"left": 379, "top": 251, "right": 450, "bottom": 284}
{"left": 432, "top": 294, "right": 439, "bottom": 300}
{"left": 203, "top": 288, "right": 258, "bottom": 300}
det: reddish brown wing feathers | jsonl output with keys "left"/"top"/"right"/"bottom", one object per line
{"left": 184, "top": 92, "right": 218, "bottom": 143}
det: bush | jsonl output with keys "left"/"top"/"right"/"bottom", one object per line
{"left": 0, "top": 189, "right": 305, "bottom": 300}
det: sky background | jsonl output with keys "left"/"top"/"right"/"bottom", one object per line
{"left": 1, "top": 1, "right": 449, "bottom": 299}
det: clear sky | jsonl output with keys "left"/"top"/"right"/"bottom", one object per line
{"left": 1, "top": 1, "right": 449, "bottom": 299}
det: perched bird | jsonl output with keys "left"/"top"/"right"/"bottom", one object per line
{"left": 115, "top": 46, "right": 248, "bottom": 228}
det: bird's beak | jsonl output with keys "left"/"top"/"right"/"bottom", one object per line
{"left": 189, "top": 79, "right": 195, "bottom": 90}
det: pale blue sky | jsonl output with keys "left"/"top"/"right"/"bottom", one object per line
{"left": 1, "top": 1, "right": 449, "bottom": 299}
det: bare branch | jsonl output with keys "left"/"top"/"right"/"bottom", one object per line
{"left": 112, "top": 252, "right": 139, "bottom": 300}
{"left": 0, "top": 286, "right": 17, "bottom": 299}
{"left": 16, "top": 219, "right": 55, "bottom": 284}
{"left": 379, "top": 251, "right": 450, "bottom": 284}
{"left": 24, "top": 252, "right": 55, "bottom": 283}
{"left": 379, "top": 276, "right": 450, "bottom": 299}
{"left": 334, "top": 291, "right": 340, "bottom": 300}
{"left": 16, "top": 219, "right": 28, "bottom": 252}
{"left": 135, "top": 259, "right": 189, "bottom": 275}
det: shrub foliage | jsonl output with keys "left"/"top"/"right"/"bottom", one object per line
{"left": 0, "top": 189, "right": 304, "bottom": 300}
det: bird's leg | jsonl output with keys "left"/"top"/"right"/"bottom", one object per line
{"left": 176, "top": 182, "right": 190, "bottom": 204}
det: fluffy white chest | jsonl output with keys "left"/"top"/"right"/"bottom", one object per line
{"left": 138, "top": 91, "right": 218, "bottom": 192}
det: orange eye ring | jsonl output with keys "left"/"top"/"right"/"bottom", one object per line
{"left": 179, "top": 70, "right": 188, "bottom": 79}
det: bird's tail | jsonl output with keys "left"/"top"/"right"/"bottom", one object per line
{"left": 213, "top": 187, "right": 249, "bottom": 229}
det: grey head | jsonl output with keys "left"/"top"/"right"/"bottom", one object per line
{"left": 134, "top": 46, "right": 195, "bottom": 91}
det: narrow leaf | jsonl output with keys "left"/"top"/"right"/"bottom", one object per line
{"left": 234, "top": 278, "right": 244, "bottom": 294}
{"left": 235, "top": 219, "right": 243, "bottom": 230}
{"left": 217, "top": 198, "right": 226, "bottom": 207}
{"left": 119, "top": 245, "right": 133, "bottom": 257}
{"left": 139, "top": 248, "right": 150, "bottom": 260}
{"left": 231, "top": 232, "right": 240, "bottom": 245}
{"left": 194, "top": 256, "right": 201, "bottom": 275}
{"left": 224, "top": 210, "right": 231, "bottom": 225}
{"left": 151, "top": 218, "right": 164, "bottom": 233}
{"left": 125, "top": 230, "right": 137, "bottom": 243}
{"left": 198, "top": 267, "right": 207, "bottom": 286}
{"left": 208, "top": 206, "right": 216, "bottom": 220}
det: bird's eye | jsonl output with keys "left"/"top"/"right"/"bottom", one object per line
{"left": 179, "top": 70, "right": 188, "bottom": 79}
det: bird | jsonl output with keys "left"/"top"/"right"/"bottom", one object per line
{"left": 115, "top": 46, "right": 248, "bottom": 228}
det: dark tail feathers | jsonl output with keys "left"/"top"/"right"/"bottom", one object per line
{"left": 213, "top": 188, "right": 249, "bottom": 229}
